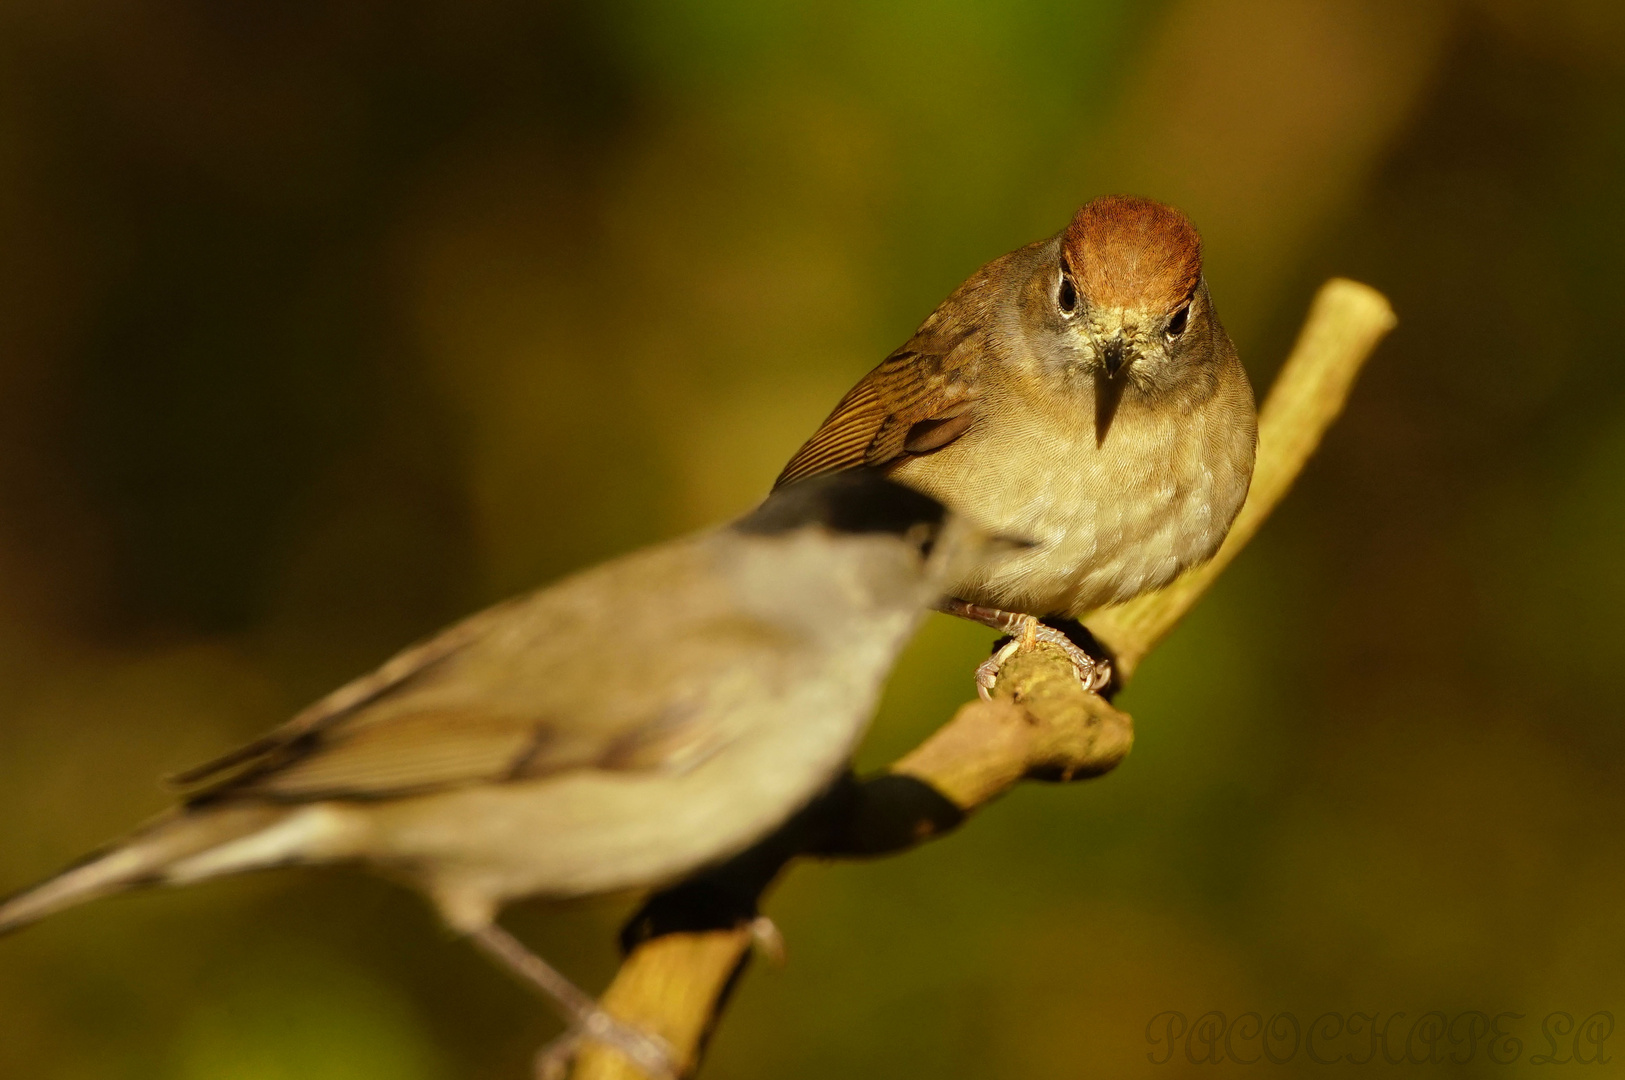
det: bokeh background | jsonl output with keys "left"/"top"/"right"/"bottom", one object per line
{"left": 2, "top": 0, "right": 1623, "bottom": 1076}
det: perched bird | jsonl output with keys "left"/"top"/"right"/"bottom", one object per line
{"left": 778, "top": 195, "right": 1257, "bottom": 693}
{"left": 0, "top": 472, "right": 1005, "bottom": 1078}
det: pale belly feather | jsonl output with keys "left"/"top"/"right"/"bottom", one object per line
{"left": 894, "top": 396, "right": 1247, "bottom": 618}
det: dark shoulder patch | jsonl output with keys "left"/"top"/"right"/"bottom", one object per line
{"left": 736, "top": 470, "right": 946, "bottom": 537}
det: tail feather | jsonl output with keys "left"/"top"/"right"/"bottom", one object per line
{"left": 0, "top": 804, "right": 289, "bottom": 937}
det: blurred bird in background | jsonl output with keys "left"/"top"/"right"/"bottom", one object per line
{"left": 0, "top": 472, "right": 1008, "bottom": 1078}
{"left": 780, "top": 196, "right": 1257, "bottom": 696}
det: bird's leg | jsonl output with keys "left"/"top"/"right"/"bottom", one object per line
{"left": 936, "top": 598, "right": 1112, "bottom": 701}
{"left": 468, "top": 923, "right": 676, "bottom": 1080}
{"left": 936, "top": 598, "right": 1030, "bottom": 637}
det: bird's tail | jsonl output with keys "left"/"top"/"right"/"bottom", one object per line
{"left": 0, "top": 803, "right": 299, "bottom": 937}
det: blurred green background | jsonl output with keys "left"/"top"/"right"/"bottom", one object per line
{"left": 2, "top": 0, "right": 1624, "bottom": 1076}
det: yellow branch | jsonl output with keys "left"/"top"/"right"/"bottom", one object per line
{"left": 573, "top": 277, "right": 1395, "bottom": 1079}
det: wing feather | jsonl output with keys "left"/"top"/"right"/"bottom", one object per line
{"left": 776, "top": 341, "right": 980, "bottom": 487}
{"left": 174, "top": 538, "right": 796, "bottom": 802}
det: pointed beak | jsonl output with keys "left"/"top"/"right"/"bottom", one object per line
{"left": 1101, "top": 335, "right": 1126, "bottom": 379}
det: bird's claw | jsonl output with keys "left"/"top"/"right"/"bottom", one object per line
{"left": 975, "top": 638, "right": 1022, "bottom": 701}
{"left": 976, "top": 617, "right": 1111, "bottom": 701}
{"left": 533, "top": 1009, "right": 677, "bottom": 1080}
{"left": 748, "top": 915, "right": 787, "bottom": 965}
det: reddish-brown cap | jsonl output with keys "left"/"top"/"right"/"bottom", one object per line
{"left": 1062, "top": 195, "right": 1201, "bottom": 314}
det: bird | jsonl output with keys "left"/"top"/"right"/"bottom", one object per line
{"left": 0, "top": 471, "right": 1009, "bottom": 1078}
{"left": 777, "top": 195, "right": 1258, "bottom": 695}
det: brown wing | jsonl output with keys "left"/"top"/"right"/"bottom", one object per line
{"left": 170, "top": 538, "right": 796, "bottom": 802}
{"left": 776, "top": 342, "right": 979, "bottom": 488}
{"left": 167, "top": 601, "right": 513, "bottom": 790}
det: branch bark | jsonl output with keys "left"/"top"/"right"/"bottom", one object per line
{"left": 573, "top": 278, "right": 1396, "bottom": 1079}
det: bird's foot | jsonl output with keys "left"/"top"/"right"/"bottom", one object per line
{"left": 468, "top": 922, "right": 676, "bottom": 1079}
{"left": 974, "top": 614, "right": 1112, "bottom": 701}
{"left": 748, "top": 914, "right": 787, "bottom": 965}
{"left": 533, "top": 1010, "right": 677, "bottom": 1080}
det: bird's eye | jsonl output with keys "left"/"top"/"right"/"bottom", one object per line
{"left": 1057, "top": 272, "right": 1078, "bottom": 317}
{"left": 1165, "top": 303, "right": 1190, "bottom": 339}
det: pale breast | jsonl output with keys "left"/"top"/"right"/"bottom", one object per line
{"left": 893, "top": 383, "right": 1254, "bottom": 619}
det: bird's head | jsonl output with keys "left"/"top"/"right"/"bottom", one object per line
{"left": 1032, "top": 195, "right": 1222, "bottom": 398}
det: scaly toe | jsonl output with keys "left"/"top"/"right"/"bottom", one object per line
{"left": 974, "top": 639, "right": 1023, "bottom": 700}
{"left": 1027, "top": 624, "right": 1111, "bottom": 694}
{"left": 535, "top": 1011, "right": 676, "bottom": 1080}
{"left": 533, "top": 1031, "right": 581, "bottom": 1080}
{"left": 1086, "top": 657, "right": 1113, "bottom": 692}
